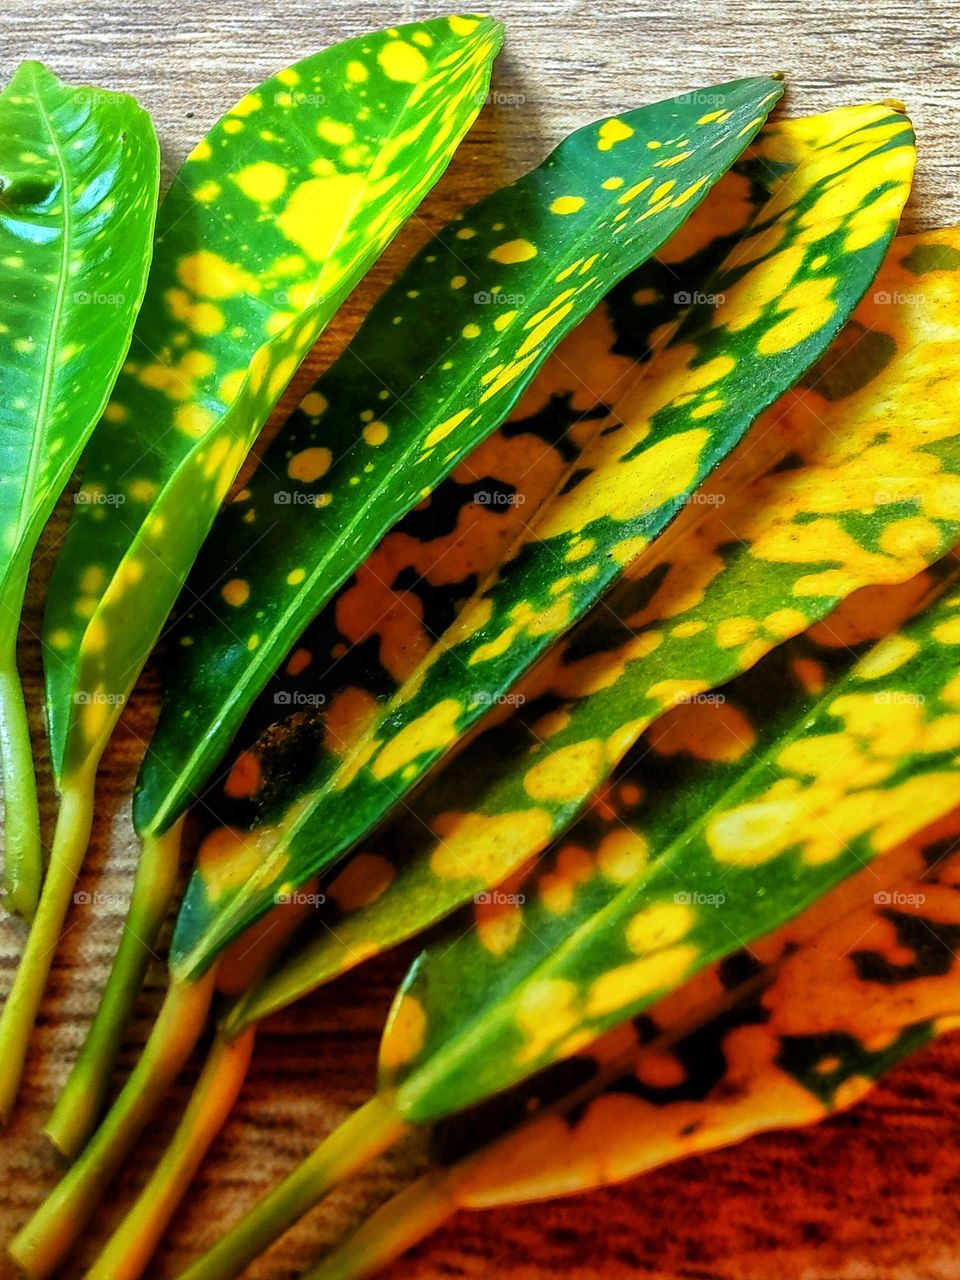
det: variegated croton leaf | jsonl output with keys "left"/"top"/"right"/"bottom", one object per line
{"left": 172, "top": 101, "right": 915, "bottom": 979}
{"left": 305, "top": 806, "right": 960, "bottom": 1280}
{"left": 136, "top": 74, "right": 787, "bottom": 837}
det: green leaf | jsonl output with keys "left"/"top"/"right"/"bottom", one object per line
{"left": 41, "top": 15, "right": 503, "bottom": 793}
{"left": 232, "top": 220, "right": 960, "bottom": 1030}
{"left": 172, "top": 101, "right": 915, "bottom": 981}
{"left": 136, "top": 74, "right": 787, "bottom": 839}
{"left": 380, "top": 552, "right": 960, "bottom": 1124}
{"left": 0, "top": 61, "right": 158, "bottom": 914}
{"left": 306, "top": 808, "right": 960, "bottom": 1280}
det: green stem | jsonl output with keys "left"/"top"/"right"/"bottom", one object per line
{"left": 0, "top": 766, "right": 96, "bottom": 1123}
{"left": 45, "top": 819, "right": 186, "bottom": 1157}
{"left": 86, "top": 1028, "right": 256, "bottom": 1280}
{"left": 0, "top": 633, "right": 43, "bottom": 921}
{"left": 176, "top": 1094, "right": 409, "bottom": 1280}
{"left": 303, "top": 1171, "right": 457, "bottom": 1280}
{"left": 10, "top": 969, "right": 217, "bottom": 1280}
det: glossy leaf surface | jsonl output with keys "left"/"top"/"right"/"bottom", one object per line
{"left": 431, "top": 807, "right": 960, "bottom": 1207}
{"left": 173, "top": 100, "right": 916, "bottom": 979}
{"left": 381, "top": 554, "right": 960, "bottom": 1123}
{"left": 0, "top": 62, "right": 158, "bottom": 909}
{"left": 41, "top": 15, "right": 503, "bottom": 787}
{"left": 137, "top": 74, "right": 786, "bottom": 837}
{"left": 233, "top": 221, "right": 959, "bottom": 1029}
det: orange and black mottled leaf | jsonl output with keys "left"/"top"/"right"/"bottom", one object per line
{"left": 427, "top": 810, "right": 960, "bottom": 1209}
{"left": 42, "top": 16, "right": 503, "bottom": 789}
{"left": 172, "top": 102, "right": 917, "bottom": 979}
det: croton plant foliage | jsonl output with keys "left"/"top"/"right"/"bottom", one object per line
{"left": 0, "top": 15, "right": 956, "bottom": 1280}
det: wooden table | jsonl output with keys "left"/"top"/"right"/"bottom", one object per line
{"left": 2, "top": 0, "right": 960, "bottom": 1276}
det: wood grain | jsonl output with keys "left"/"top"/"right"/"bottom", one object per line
{"left": 2, "top": 1, "right": 960, "bottom": 1277}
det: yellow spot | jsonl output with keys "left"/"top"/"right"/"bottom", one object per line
{"left": 423, "top": 408, "right": 471, "bottom": 450}
{"left": 451, "top": 275, "right": 467, "bottom": 289}
{"left": 363, "top": 421, "right": 389, "bottom": 446}
{"left": 178, "top": 250, "right": 257, "bottom": 299}
{"left": 175, "top": 404, "right": 216, "bottom": 437}
{"left": 380, "top": 995, "right": 427, "bottom": 1071}
{"left": 489, "top": 239, "right": 537, "bottom": 265}
{"left": 372, "top": 699, "right": 462, "bottom": 779}
{"left": 301, "top": 391, "right": 328, "bottom": 416}
{"left": 277, "top": 174, "right": 366, "bottom": 261}
{"left": 524, "top": 740, "right": 605, "bottom": 802}
{"left": 430, "top": 810, "right": 553, "bottom": 883}
{"left": 934, "top": 618, "right": 960, "bottom": 646}
{"left": 550, "top": 196, "right": 585, "bottom": 215}
{"left": 288, "top": 447, "right": 332, "bottom": 482}
{"left": 378, "top": 39, "right": 427, "bottom": 83}
{"left": 597, "top": 119, "right": 635, "bottom": 151}
{"left": 234, "top": 161, "right": 288, "bottom": 203}
{"left": 221, "top": 578, "right": 250, "bottom": 607}
{"left": 535, "top": 428, "right": 710, "bottom": 539}
{"left": 855, "top": 633, "right": 919, "bottom": 678}
{"left": 587, "top": 946, "right": 696, "bottom": 1017}
{"left": 596, "top": 830, "right": 648, "bottom": 883}
{"left": 626, "top": 902, "right": 694, "bottom": 954}
{"left": 317, "top": 120, "right": 355, "bottom": 145}
{"left": 602, "top": 177, "right": 624, "bottom": 189}
{"left": 346, "top": 60, "right": 367, "bottom": 83}
{"left": 286, "top": 568, "right": 306, "bottom": 586}
{"left": 516, "top": 979, "right": 579, "bottom": 1063}
{"left": 194, "top": 180, "right": 220, "bottom": 203}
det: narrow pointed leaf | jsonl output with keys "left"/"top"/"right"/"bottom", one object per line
{"left": 311, "top": 810, "right": 960, "bottom": 1280}
{"left": 234, "top": 222, "right": 960, "bottom": 1027}
{"left": 136, "top": 74, "right": 787, "bottom": 837}
{"left": 41, "top": 15, "right": 503, "bottom": 789}
{"left": 0, "top": 61, "right": 158, "bottom": 911}
{"left": 173, "top": 100, "right": 916, "bottom": 979}
{"left": 380, "top": 554, "right": 960, "bottom": 1124}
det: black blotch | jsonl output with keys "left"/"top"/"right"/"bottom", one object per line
{"left": 852, "top": 907, "right": 960, "bottom": 984}
{"left": 719, "top": 949, "right": 765, "bottom": 990}
{"left": 431, "top": 1053, "right": 599, "bottom": 1165}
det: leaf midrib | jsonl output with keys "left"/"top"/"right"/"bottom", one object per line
{"left": 8, "top": 67, "right": 72, "bottom": 579}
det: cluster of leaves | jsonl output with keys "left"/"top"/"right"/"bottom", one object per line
{"left": 2, "top": 20, "right": 958, "bottom": 1280}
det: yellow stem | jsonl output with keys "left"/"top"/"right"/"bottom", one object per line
{"left": 303, "top": 1170, "right": 458, "bottom": 1280}
{"left": 46, "top": 819, "right": 185, "bottom": 1156}
{"left": 176, "top": 1094, "right": 409, "bottom": 1280}
{"left": 0, "top": 767, "right": 96, "bottom": 1123}
{"left": 10, "top": 970, "right": 217, "bottom": 1280}
{"left": 85, "top": 1028, "right": 255, "bottom": 1280}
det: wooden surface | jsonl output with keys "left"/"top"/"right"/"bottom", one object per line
{"left": 2, "top": 1, "right": 960, "bottom": 1277}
